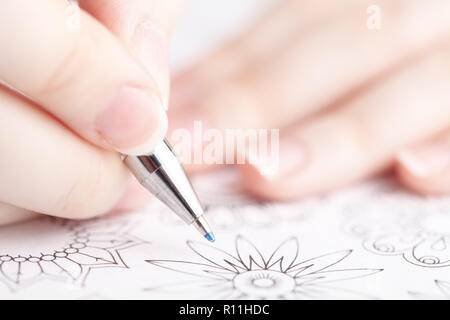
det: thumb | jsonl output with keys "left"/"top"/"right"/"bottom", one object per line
{"left": 79, "top": 0, "right": 185, "bottom": 109}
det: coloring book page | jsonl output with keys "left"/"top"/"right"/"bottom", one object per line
{"left": 2, "top": 0, "right": 449, "bottom": 300}
{"left": 1, "top": 168, "right": 450, "bottom": 299}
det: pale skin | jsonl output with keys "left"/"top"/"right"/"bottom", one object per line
{"left": 0, "top": 0, "right": 449, "bottom": 226}
{"left": 168, "top": 0, "right": 450, "bottom": 199}
{"left": 0, "top": 0, "right": 183, "bottom": 224}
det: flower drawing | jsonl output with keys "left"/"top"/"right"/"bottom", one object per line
{"left": 146, "top": 236, "right": 382, "bottom": 299}
{"left": 0, "top": 216, "right": 146, "bottom": 292}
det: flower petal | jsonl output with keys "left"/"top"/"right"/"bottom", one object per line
{"left": 266, "top": 237, "right": 299, "bottom": 272}
{"left": 85, "top": 236, "right": 129, "bottom": 248}
{"left": 52, "top": 258, "right": 83, "bottom": 280}
{"left": 0, "top": 261, "right": 19, "bottom": 284}
{"left": 146, "top": 259, "right": 234, "bottom": 279}
{"left": 235, "top": 235, "right": 266, "bottom": 270}
{"left": 287, "top": 250, "right": 351, "bottom": 276}
{"left": 17, "top": 261, "right": 42, "bottom": 283}
{"left": 64, "top": 252, "right": 114, "bottom": 265}
{"left": 187, "top": 241, "right": 245, "bottom": 273}
{"left": 39, "top": 260, "right": 68, "bottom": 279}
{"left": 77, "top": 247, "right": 117, "bottom": 264}
{"left": 203, "top": 270, "right": 235, "bottom": 281}
{"left": 411, "top": 239, "right": 450, "bottom": 267}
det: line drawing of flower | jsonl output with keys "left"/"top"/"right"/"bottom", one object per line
{"left": 409, "top": 280, "right": 450, "bottom": 300}
{"left": 347, "top": 201, "right": 450, "bottom": 268}
{"left": 0, "top": 216, "right": 147, "bottom": 292}
{"left": 342, "top": 178, "right": 450, "bottom": 268}
{"left": 145, "top": 236, "right": 382, "bottom": 299}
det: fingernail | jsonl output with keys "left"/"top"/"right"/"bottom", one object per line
{"left": 132, "top": 19, "right": 170, "bottom": 109}
{"left": 249, "top": 138, "right": 305, "bottom": 179}
{"left": 397, "top": 144, "right": 450, "bottom": 177}
{"left": 97, "top": 86, "right": 168, "bottom": 155}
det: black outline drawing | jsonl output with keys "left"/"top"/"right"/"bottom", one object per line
{"left": 348, "top": 211, "right": 450, "bottom": 268}
{"left": 144, "top": 235, "right": 382, "bottom": 299}
{"left": 409, "top": 280, "right": 450, "bottom": 300}
{"left": 362, "top": 233, "right": 450, "bottom": 268}
{"left": 343, "top": 180, "right": 450, "bottom": 268}
{"left": 0, "top": 215, "right": 147, "bottom": 292}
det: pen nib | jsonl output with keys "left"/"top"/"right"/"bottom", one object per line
{"left": 204, "top": 232, "right": 215, "bottom": 242}
{"left": 193, "top": 215, "right": 215, "bottom": 242}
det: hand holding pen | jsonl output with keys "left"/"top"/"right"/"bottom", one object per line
{"left": 1, "top": 0, "right": 450, "bottom": 228}
{"left": 0, "top": 1, "right": 192, "bottom": 226}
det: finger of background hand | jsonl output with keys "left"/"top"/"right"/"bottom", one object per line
{"left": 170, "top": 0, "right": 358, "bottom": 109}
{"left": 0, "top": 86, "right": 134, "bottom": 219}
{"left": 0, "top": 202, "right": 37, "bottom": 226}
{"left": 395, "top": 130, "right": 450, "bottom": 195}
{"left": 0, "top": 1, "right": 167, "bottom": 155}
{"left": 79, "top": 0, "right": 185, "bottom": 108}
{"left": 171, "top": 0, "right": 450, "bottom": 130}
{"left": 238, "top": 47, "right": 450, "bottom": 200}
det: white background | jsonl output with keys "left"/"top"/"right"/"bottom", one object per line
{"left": 171, "top": 0, "right": 276, "bottom": 72}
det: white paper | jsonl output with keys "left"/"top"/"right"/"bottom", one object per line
{"left": 2, "top": 0, "right": 448, "bottom": 300}
{"left": 1, "top": 168, "right": 450, "bottom": 299}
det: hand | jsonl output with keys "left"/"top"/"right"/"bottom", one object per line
{"left": 169, "top": 0, "right": 450, "bottom": 200}
{"left": 0, "top": 0, "right": 184, "bottom": 225}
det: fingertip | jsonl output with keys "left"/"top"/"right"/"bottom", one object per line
{"left": 237, "top": 137, "right": 308, "bottom": 201}
{"left": 395, "top": 161, "right": 440, "bottom": 196}
{"left": 97, "top": 86, "right": 168, "bottom": 156}
{"left": 238, "top": 165, "right": 302, "bottom": 201}
{"left": 395, "top": 147, "right": 450, "bottom": 195}
{"left": 238, "top": 163, "right": 280, "bottom": 200}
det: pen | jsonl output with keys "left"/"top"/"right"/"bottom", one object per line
{"left": 123, "top": 139, "right": 215, "bottom": 242}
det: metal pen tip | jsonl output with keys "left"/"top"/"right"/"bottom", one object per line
{"left": 204, "top": 232, "right": 215, "bottom": 242}
{"left": 193, "top": 215, "right": 215, "bottom": 242}
{"left": 124, "top": 140, "right": 215, "bottom": 243}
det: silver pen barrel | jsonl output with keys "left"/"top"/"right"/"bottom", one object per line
{"left": 123, "top": 139, "right": 215, "bottom": 241}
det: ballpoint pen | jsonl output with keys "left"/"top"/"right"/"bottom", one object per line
{"left": 123, "top": 139, "right": 215, "bottom": 242}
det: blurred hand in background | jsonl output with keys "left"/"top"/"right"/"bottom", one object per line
{"left": 169, "top": 0, "right": 450, "bottom": 200}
